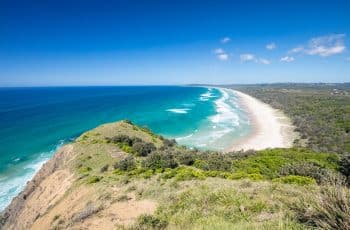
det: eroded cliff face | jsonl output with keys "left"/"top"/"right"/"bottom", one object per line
{"left": 1, "top": 145, "right": 75, "bottom": 229}
{"left": 0, "top": 121, "right": 158, "bottom": 230}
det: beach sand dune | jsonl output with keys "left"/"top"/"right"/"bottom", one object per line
{"left": 230, "top": 90, "right": 297, "bottom": 151}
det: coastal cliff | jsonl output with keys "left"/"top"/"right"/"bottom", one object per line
{"left": 0, "top": 120, "right": 346, "bottom": 229}
{"left": 1, "top": 121, "right": 159, "bottom": 229}
{"left": 1, "top": 145, "right": 75, "bottom": 229}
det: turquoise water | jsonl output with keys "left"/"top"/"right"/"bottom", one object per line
{"left": 0, "top": 86, "right": 250, "bottom": 210}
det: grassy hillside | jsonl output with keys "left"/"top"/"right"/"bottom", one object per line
{"left": 2, "top": 120, "right": 347, "bottom": 229}
{"left": 69, "top": 121, "right": 350, "bottom": 229}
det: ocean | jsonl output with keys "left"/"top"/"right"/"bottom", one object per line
{"left": 0, "top": 86, "right": 251, "bottom": 211}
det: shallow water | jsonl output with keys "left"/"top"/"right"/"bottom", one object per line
{"left": 0, "top": 86, "right": 250, "bottom": 210}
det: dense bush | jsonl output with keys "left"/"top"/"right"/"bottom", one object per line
{"left": 197, "top": 152, "right": 233, "bottom": 171}
{"left": 132, "top": 141, "right": 156, "bottom": 157}
{"left": 114, "top": 156, "right": 136, "bottom": 171}
{"left": 175, "top": 151, "right": 196, "bottom": 166}
{"left": 162, "top": 138, "right": 177, "bottom": 147}
{"left": 107, "top": 134, "right": 157, "bottom": 156}
{"left": 142, "top": 151, "right": 178, "bottom": 170}
{"left": 133, "top": 214, "right": 168, "bottom": 230}
{"left": 339, "top": 154, "right": 350, "bottom": 184}
{"left": 279, "top": 162, "right": 341, "bottom": 184}
{"left": 108, "top": 134, "right": 137, "bottom": 146}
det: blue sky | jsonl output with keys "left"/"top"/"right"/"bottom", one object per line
{"left": 0, "top": 0, "right": 349, "bottom": 86}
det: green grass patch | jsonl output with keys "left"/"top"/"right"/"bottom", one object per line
{"left": 273, "top": 175, "right": 316, "bottom": 185}
{"left": 86, "top": 176, "right": 102, "bottom": 184}
{"left": 231, "top": 148, "right": 339, "bottom": 179}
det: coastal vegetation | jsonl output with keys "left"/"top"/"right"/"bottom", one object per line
{"left": 230, "top": 83, "right": 350, "bottom": 155}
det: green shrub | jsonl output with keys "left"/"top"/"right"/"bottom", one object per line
{"left": 247, "top": 173, "right": 264, "bottom": 181}
{"left": 119, "top": 143, "right": 133, "bottom": 153}
{"left": 78, "top": 166, "right": 92, "bottom": 174}
{"left": 273, "top": 175, "right": 316, "bottom": 185}
{"left": 142, "top": 152, "right": 178, "bottom": 170}
{"left": 163, "top": 138, "right": 176, "bottom": 147}
{"left": 193, "top": 159, "right": 209, "bottom": 170}
{"left": 134, "top": 214, "right": 168, "bottom": 230}
{"left": 279, "top": 162, "right": 342, "bottom": 184}
{"left": 339, "top": 154, "right": 350, "bottom": 184}
{"left": 174, "top": 167, "right": 206, "bottom": 181}
{"left": 161, "top": 168, "right": 178, "bottom": 179}
{"left": 198, "top": 152, "right": 233, "bottom": 171}
{"left": 123, "top": 119, "right": 133, "bottom": 125}
{"left": 100, "top": 164, "right": 109, "bottom": 173}
{"left": 114, "top": 156, "right": 136, "bottom": 171}
{"left": 141, "top": 169, "right": 154, "bottom": 179}
{"left": 87, "top": 176, "right": 101, "bottom": 184}
{"left": 176, "top": 151, "right": 196, "bottom": 166}
{"left": 132, "top": 141, "right": 156, "bottom": 157}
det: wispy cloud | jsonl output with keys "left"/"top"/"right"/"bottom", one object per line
{"left": 214, "top": 48, "right": 229, "bottom": 61}
{"left": 280, "top": 56, "right": 295, "bottom": 62}
{"left": 258, "top": 58, "right": 271, "bottom": 64}
{"left": 214, "top": 48, "right": 225, "bottom": 54}
{"left": 217, "top": 53, "right": 229, "bottom": 61}
{"left": 290, "top": 46, "right": 304, "bottom": 53}
{"left": 221, "top": 37, "right": 231, "bottom": 44}
{"left": 290, "top": 34, "right": 346, "bottom": 57}
{"left": 266, "top": 43, "right": 276, "bottom": 50}
{"left": 240, "top": 54, "right": 270, "bottom": 64}
{"left": 240, "top": 54, "right": 255, "bottom": 62}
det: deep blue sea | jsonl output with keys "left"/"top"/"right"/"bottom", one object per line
{"left": 0, "top": 86, "right": 250, "bottom": 210}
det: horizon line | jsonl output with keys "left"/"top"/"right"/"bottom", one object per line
{"left": 0, "top": 82, "right": 349, "bottom": 88}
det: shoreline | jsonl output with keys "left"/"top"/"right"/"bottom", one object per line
{"left": 228, "top": 89, "right": 297, "bottom": 151}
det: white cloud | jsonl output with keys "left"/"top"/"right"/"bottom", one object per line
{"left": 240, "top": 54, "right": 256, "bottom": 62}
{"left": 214, "top": 48, "right": 229, "bottom": 61}
{"left": 290, "top": 46, "right": 304, "bottom": 53}
{"left": 240, "top": 54, "right": 270, "bottom": 64}
{"left": 217, "top": 53, "right": 229, "bottom": 61}
{"left": 214, "top": 48, "right": 225, "bottom": 54}
{"left": 280, "top": 56, "right": 295, "bottom": 62}
{"left": 258, "top": 58, "right": 271, "bottom": 64}
{"left": 290, "top": 34, "right": 346, "bottom": 57}
{"left": 266, "top": 43, "right": 276, "bottom": 50}
{"left": 221, "top": 37, "right": 231, "bottom": 44}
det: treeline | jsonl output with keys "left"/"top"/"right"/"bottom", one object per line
{"left": 229, "top": 84, "right": 350, "bottom": 155}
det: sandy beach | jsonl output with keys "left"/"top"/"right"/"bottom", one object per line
{"left": 230, "top": 89, "right": 297, "bottom": 151}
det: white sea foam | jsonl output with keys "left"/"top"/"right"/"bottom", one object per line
{"left": 166, "top": 108, "right": 190, "bottom": 114}
{"left": 175, "top": 88, "right": 250, "bottom": 151}
{"left": 199, "top": 88, "right": 216, "bottom": 101}
{"left": 210, "top": 88, "right": 240, "bottom": 126}
{"left": 175, "top": 133, "right": 194, "bottom": 141}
